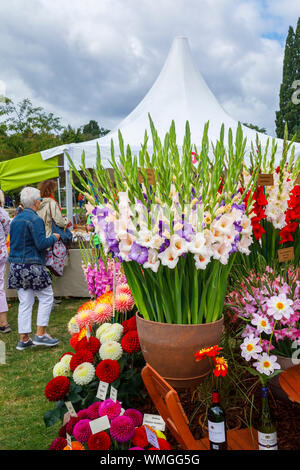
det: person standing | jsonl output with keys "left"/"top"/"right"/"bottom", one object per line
{"left": 8, "top": 187, "right": 61, "bottom": 351}
{"left": 0, "top": 190, "right": 11, "bottom": 333}
{"left": 37, "top": 179, "right": 70, "bottom": 238}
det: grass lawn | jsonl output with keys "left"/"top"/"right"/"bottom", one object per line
{"left": 0, "top": 297, "right": 87, "bottom": 450}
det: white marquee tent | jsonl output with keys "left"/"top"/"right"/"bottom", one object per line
{"left": 40, "top": 36, "right": 300, "bottom": 222}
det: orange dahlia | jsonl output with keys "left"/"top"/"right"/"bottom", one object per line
{"left": 95, "top": 291, "right": 113, "bottom": 306}
{"left": 77, "top": 300, "right": 96, "bottom": 314}
{"left": 63, "top": 441, "right": 85, "bottom": 450}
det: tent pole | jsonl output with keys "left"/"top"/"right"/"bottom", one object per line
{"left": 57, "top": 176, "right": 61, "bottom": 207}
{"left": 64, "top": 152, "right": 73, "bottom": 227}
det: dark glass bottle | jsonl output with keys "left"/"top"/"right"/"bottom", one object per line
{"left": 257, "top": 386, "right": 278, "bottom": 450}
{"left": 207, "top": 388, "right": 227, "bottom": 450}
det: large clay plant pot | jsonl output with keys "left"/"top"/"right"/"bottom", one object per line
{"left": 136, "top": 313, "right": 224, "bottom": 389}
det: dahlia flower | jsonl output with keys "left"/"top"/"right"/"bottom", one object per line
{"left": 45, "top": 376, "right": 70, "bottom": 402}
{"left": 115, "top": 292, "right": 135, "bottom": 313}
{"left": 75, "top": 336, "right": 101, "bottom": 356}
{"left": 96, "top": 323, "right": 112, "bottom": 340}
{"left": 73, "top": 419, "right": 92, "bottom": 443}
{"left": 66, "top": 417, "right": 81, "bottom": 435}
{"left": 109, "top": 415, "right": 135, "bottom": 443}
{"left": 87, "top": 401, "right": 101, "bottom": 420}
{"left": 90, "top": 302, "right": 113, "bottom": 325}
{"left": 99, "top": 341, "right": 123, "bottom": 361}
{"left": 49, "top": 437, "right": 67, "bottom": 450}
{"left": 59, "top": 353, "right": 74, "bottom": 367}
{"left": 53, "top": 361, "right": 71, "bottom": 378}
{"left": 88, "top": 431, "right": 111, "bottom": 450}
{"left": 121, "top": 330, "right": 141, "bottom": 353}
{"left": 75, "top": 311, "right": 95, "bottom": 330}
{"left": 100, "top": 323, "right": 123, "bottom": 343}
{"left": 123, "top": 409, "right": 143, "bottom": 427}
{"left": 70, "top": 350, "right": 94, "bottom": 371}
{"left": 63, "top": 441, "right": 85, "bottom": 450}
{"left": 77, "top": 299, "right": 96, "bottom": 314}
{"left": 132, "top": 426, "right": 148, "bottom": 448}
{"left": 73, "top": 362, "right": 96, "bottom": 386}
{"left": 99, "top": 398, "right": 122, "bottom": 420}
{"left": 96, "top": 359, "right": 121, "bottom": 383}
{"left": 122, "top": 315, "right": 137, "bottom": 334}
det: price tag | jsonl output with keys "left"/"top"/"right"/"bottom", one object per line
{"left": 110, "top": 386, "right": 118, "bottom": 403}
{"left": 63, "top": 412, "right": 71, "bottom": 425}
{"left": 65, "top": 401, "right": 77, "bottom": 417}
{"left": 145, "top": 425, "right": 160, "bottom": 449}
{"left": 96, "top": 381, "right": 109, "bottom": 400}
{"left": 66, "top": 433, "right": 72, "bottom": 450}
{"left": 86, "top": 324, "right": 91, "bottom": 341}
{"left": 143, "top": 414, "right": 166, "bottom": 432}
{"left": 120, "top": 408, "right": 125, "bottom": 416}
{"left": 278, "top": 247, "right": 294, "bottom": 262}
{"left": 89, "top": 415, "right": 111, "bottom": 434}
{"left": 295, "top": 172, "right": 300, "bottom": 185}
{"left": 257, "top": 174, "right": 274, "bottom": 186}
{"left": 138, "top": 168, "right": 156, "bottom": 185}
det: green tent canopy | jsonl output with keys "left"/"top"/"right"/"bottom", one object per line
{"left": 0, "top": 152, "right": 59, "bottom": 192}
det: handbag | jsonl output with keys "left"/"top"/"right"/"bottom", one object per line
{"left": 45, "top": 240, "right": 68, "bottom": 277}
{"left": 49, "top": 201, "right": 73, "bottom": 246}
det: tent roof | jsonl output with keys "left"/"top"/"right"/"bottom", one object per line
{"left": 41, "top": 36, "right": 300, "bottom": 169}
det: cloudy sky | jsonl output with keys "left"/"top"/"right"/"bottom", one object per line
{"left": 0, "top": 0, "right": 299, "bottom": 137}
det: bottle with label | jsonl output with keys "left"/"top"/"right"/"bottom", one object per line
{"left": 207, "top": 388, "right": 227, "bottom": 450}
{"left": 257, "top": 386, "right": 278, "bottom": 450}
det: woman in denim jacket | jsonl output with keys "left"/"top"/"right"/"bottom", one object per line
{"left": 8, "top": 187, "right": 61, "bottom": 351}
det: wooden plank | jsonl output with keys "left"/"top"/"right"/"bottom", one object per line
{"left": 257, "top": 173, "right": 274, "bottom": 186}
{"left": 279, "top": 366, "right": 300, "bottom": 403}
{"left": 227, "top": 428, "right": 258, "bottom": 450}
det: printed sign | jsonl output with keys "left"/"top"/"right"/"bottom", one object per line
{"left": 63, "top": 412, "right": 71, "bottom": 425}
{"left": 65, "top": 401, "right": 78, "bottom": 417}
{"left": 70, "top": 322, "right": 80, "bottom": 334}
{"left": 89, "top": 415, "right": 111, "bottom": 434}
{"left": 96, "top": 381, "right": 109, "bottom": 400}
{"left": 257, "top": 174, "right": 274, "bottom": 186}
{"left": 138, "top": 168, "right": 156, "bottom": 185}
{"left": 278, "top": 247, "right": 294, "bottom": 263}
{"left": 66, "top": 433, "right": 72, "bottom": 450}
{"left": 145, "top": 425, "right": 160, "bottom": 449}
{"left": 295, "top": 172, "right": 300, "bottom": 185}
{"left": 143, "top": 414, "right": 166, "bottom": 432}
{"left": 0, "top": 341, "right": 5, "bottom": 365}
{"left": 86, "top": 324, "right": 91, "bottom": 341}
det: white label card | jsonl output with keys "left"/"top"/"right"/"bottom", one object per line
{"left": 96, "top": 381, "right": 109, "bottom": 400}
{"left": 110, "top": 386, "right": 118, "bottom": 403}
{"left": 71, "top": 322, "right": 80, "bottom": 334}
{"left": 145, "top": 425, "right": 160, "bottom": 449}
{"left": 86, "top": 325, "right": 91, "bottom": 341}
{"left": 143, "top": 414, "right": 166, "bottom": 431}
{"left": 66, "top": 433, "right": 72, "bottom": 449}
{"left": 65, "top": 401, "right": 77, "bottom": 417}
{"left": 89, "top": 415, "right": 111, "bottom": 434}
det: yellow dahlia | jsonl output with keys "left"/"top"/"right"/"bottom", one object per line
{"left": 53, "top": 361, "right": 71, "bottom": 377}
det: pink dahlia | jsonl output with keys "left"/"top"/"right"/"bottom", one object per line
{"left": 73, "top": 419, "right": 92, "bottom": 443}
{"left": 98, "top": 398, "right": 122, "bottom": 420}
{"left": 110, "top": 415, "right": 135, "bottom": 443}
{"left": 123, "top": 409, "right": 143, "bottom": 427}
{"left": 75, "top": 311, "right": 95, "bottom": 330}
{"left": 90, "top": 302, "right": 113, "bottom": 325}
{"left": 115, "top": 292, "right": 135, "bottom": 313}
{"left": 116, "top": 283, "right": 132, "bottom": 296}
{"left": 66, "top": 416, "right": 81, "bottom": 435}
{"left": 77, "top": 409, "right": 90, "bottom": 420}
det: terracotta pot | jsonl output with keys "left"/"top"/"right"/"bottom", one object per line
{"left": 269, "top": 355, "right": 300, "bottom": 402}
{"left": 136, "top": 313, "right": 224, "bottom": 389}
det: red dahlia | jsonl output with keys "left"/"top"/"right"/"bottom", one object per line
{"left": 122, "top": 315, "right": 137, "bottom": 334}
{"left": 132, "top": 426, "right": 148, "bottom": 448}
{"left": 66, "top": 416, "right": 81, "bottom": 435}
{"left": 45, "top": 376, "right": 70, "bottom": 402}
{"left": 88, "top": 431, "right": 111, "bottom": 450}
{"left": 49, "top": 437, "right": 67, "bottom": 450}
{"left": 70, "top": 333, "right": 80, "bottom": 351}
{"left": 70, "top": 350, "right": 94, "bottom": 371}
{"left": 96, "top": 359, "right": 120, "bottom": 383}
{"left": 121, "top": 330, "right": 141, "bottom": 353}
{"left": 75, "top": 336, "right": 101, "bottom": 355}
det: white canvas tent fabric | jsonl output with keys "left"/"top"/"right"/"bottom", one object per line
{"left": 40, "top": 36, "right": 300, "bottom": 170}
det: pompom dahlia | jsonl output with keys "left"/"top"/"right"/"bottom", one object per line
{"left": 77, "top": 409, "right": 90, "bottom": 420}
{"left": 73, "top": 362, "right": 96, "bottom": 386}
{"left": 99, "top": 398, "right": 122, "bottom": 420}
{"left": 99, "top": 341, "right": 123, "bottom": 361}
{"left": 132, "top": 426, "right": 148, "bottom": 448}
{"left": 122, "top": 315, "right": 137, "bottom": 334}
{"left": 70, "top": 333, "right": 80, "bottom": 350}
{"left": 88, "top": 431, "right": 111, "bottom": 450}
{"left": 45, "top": 376, "right": 70, "bottom": 402}
{"left": 96, "top": 359, "right": 121, "bottom": 383}
{"left": 121, "top": 330, "right": 141, "bottom": 353}
{"left": 70, "top": 350, "right": 94, "bottom": 371}
{"left": 96, "top": 323, "right": 112, "bottom": 340}
{"left": 75, "top": 336, "right": 101, "bottom": 355}
{"left": 53, "top": 361, "right": 71, "bottom": 378}
{"left": 100, "top": 323, "right": 123, "bottom": 343}
{"left": 66, "top": 416, "right": 81, "bottom": 435}
{"left": 109, "top": 415, "right": 135, "bottom": 443}
{"left": 87, "top": 401, "right": 101, "bottom": 420}
{"left": 58, "top": 423, "right": 67, "bottom": 438}
{"left": 59, "top": 352, "right": 74, "bottom": 364}
{"left": 123, "top": 409, "right": 143, "bottom": 427}
{"left": 49, "top": 437, "right": 67, "bottom": 450}
{"left": 73, "top": 419, "right": 92, "bottom": 443}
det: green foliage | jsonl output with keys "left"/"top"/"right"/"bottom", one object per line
{"left": 243, "top": 123, "right": 267, "bottom": 134}
{"left": 275, "top": 19, "right": 300, "bottom": 140}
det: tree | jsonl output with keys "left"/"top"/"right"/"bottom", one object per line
{"left": 0, "top": 97, "right": 63, "bottom": 160}
{"left": 275, "top": 20, "right": 300, "bottom": 140}
{"left": 243, "top": 122, "right": 267, "bottom": 134}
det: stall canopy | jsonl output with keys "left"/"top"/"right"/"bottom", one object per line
{"left": 40, "top": 36, "right": 300, "bottom": 170}
{"left": 0, "top": 152, "right": 59, "bottom": 192}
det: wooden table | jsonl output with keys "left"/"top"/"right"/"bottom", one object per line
{"left": 278, "top": 364, "right": 300, "bottom": 403}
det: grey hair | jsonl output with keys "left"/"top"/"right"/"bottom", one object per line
{"left": 0, "top": 190, "right": 4, "bottom": 207}
{"left": 20, "top": 187, "right": 41, "bottom": 208}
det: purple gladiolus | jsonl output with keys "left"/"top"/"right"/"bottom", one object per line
{"left": 129, "top": 242, "right": 148, "bottom": 264}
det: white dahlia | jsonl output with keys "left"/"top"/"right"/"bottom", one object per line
{"left": 73, "top": 362, "right": 95, "bottom": 385}
{"left": 99, "top": 341, "right": 123, "bottom": 361}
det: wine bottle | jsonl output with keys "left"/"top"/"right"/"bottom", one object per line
{"left": 207, "top": 388, "right": 227, "bottom": 450}
{"left": 257, "top": 386, "right": 278, "bottom": 450}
